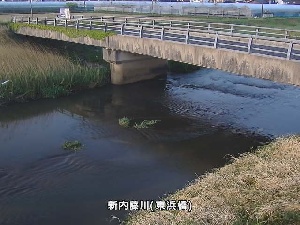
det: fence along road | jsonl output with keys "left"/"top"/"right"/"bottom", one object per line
{"left": 13, "top": 16, "right": 300, "bottom": 61}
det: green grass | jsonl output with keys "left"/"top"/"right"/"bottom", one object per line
{"left": 62, "top": 140, "right": 83, "bottom": 151}
{"left": 9, "top": 22, "right": 115, "bottom": 40}
{"left": 0, "top": 26, "right": 110, "bottom": 104}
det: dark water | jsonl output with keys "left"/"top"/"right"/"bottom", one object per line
{"left": 1, "top": 69, "right": 300, "bottom": 225}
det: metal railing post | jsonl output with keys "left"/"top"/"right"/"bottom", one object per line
{"left": 104, "top": 23, "right": 107, "bottom": 32}
{"left": 214, "top": 32, "right": 218, "bottom": 48}
{"left": 161, "top": 27, "right": 165, "bottom": 40}
{"left": 28, "top": 17, "right": 31, "bottom": 24}
{"left": 120, "top": 23, "right": 125, "bottom": 35}
{"left": 255, "top": 28, "right": 259, "bottom": 38}
{"left": 44, "top": 17, "right": 47, "bottom": 25}
{"left": 36, "top": 17, "right": 38, "bottom": 25}
{"left": 187, "top": 22, "right": 190, "bottom": 29}
{"left": 89, "top": 20, "right": 93, "bottom": 30}
{"left": 285, "top": 30, "right": 289, "bottom": 39}
{"left": 152, "top": 20, "right": 155, "bottom": 29}
{"left": 287, "top": 42, "right": 294, "bottom": 60}
{"left": 76, "top": 20, "right": 79, "bottom": 30}
{"left": 169, "top": 21, "right": 172, "bottom": 27}
{"left": 230, "top": 25, "right": 234, "bottom": 36}
{"left": 248, "top": 37, "right": 253, "bottom": 53}
{"left": 65, "top": 19, "right": 67, "bottom": 28}
{"left": 208, "top": 23, "right": 211, "bottom": 32}
{"left": 185, "top": 29, "right": 190, "bottom": 44}
{"left": 54, "top": 18, "right": 56, "bottom": 27}
{"left": 139, "top": 25, "right": 144, "bottom": 38}
{"left": 125, "top": 18, "right": 128, "bottom": 25}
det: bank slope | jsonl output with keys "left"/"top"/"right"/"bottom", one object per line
{"left": 127, "top": 136, "right": 300, "bottom": 225}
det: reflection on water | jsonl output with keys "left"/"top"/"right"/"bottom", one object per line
{"left": 1, "top": 69, "right": 299, "bottom": 225}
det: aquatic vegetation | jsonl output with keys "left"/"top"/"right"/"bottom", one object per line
{"left": 133, "top": 120, "right": 160, "bottom": 129}
{"left": 118, "top": 117, "right": 131, "bottom": 128}
{"left": 0, "top": 27, "right": 110, "bottom": 104}
{"left": 62, "top": 140, "right": 83, "bottom": 151}
{"left": 118, "top": 117, "right": 160, "bottom": 129}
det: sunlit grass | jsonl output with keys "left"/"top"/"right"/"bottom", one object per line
{"left": 127, "top": 135, "right": 300, "bottom": 225}
{"left": 0, "top": 26, "right": 110, "bottom": 104}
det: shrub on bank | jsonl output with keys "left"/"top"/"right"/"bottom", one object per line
{"left": 0, "top": 27, "right": 110, "bottom": 104}
{"left": 126, "top": 136, "right": 300, "bottom": 225}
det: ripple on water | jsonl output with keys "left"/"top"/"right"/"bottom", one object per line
{"left": 0, "top": 152, "right": 95, "bottom": 202}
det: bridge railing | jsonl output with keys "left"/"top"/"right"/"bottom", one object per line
{"left": 12, "top": 17, "right": 300, "bottom": 61}
{"left": 80, "top": 16, "right": 300, "bottom": 41}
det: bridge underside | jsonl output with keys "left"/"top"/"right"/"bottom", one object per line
{"left": 14, "top": 27, "right": 300, "bottom": 86}
{"left": 103, "top": 49, "right": 167, "bottom": 85}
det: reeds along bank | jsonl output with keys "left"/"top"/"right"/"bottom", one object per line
{"left": 0, "top": 27, "right": 109, "bottom": 104}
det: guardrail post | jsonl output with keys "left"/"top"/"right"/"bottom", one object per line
{"left": 89, "top": 20, "right": 93, "bottom": 30}
{"left": 104, "top": 23, "right": 107, "bottom": 32}
{"left": 230, "top": 25, "right": 234, "bottom": 36}
{"left": 286, "top": 42, "right": 293, "bottom": 60}
{"left": 120, "top": 23, "right": 125, "bottom": 35}
{"left": 185, "top": 29, "right": 190, "bottom": 44}
{"left": 65, "top": 19, "right": 67, "bottom": 28}
{"left": 44, "top": 17, "right": 47, "bottom": 25}
{"left": 76, "top": 20, "right": 79, "bottom": 30}
{"left": 214, "top": 32, "right": 218, "bottom": 48}
{"left": 169, "top": 21, "right": 172, "bottom": 27}
{"left": 125, "top": 18, "right": 128, "bottom": 25}
{"left": 248, "top": 37, "right": 253, "bottom": 53}
{"left": 152, "top": 20, "right": 155, "bottom": 28}
{"left": 285, "top": 30, "right": 289, "bottom": 39}
{"left": 208, "top": 24, "right": 211, "bottom": 32}
{"left": 36, "top": 17, "right": 38, "bottom": 25}
{"left": 28, "top": 17, "right": 31, "bottom": 24}
{"left": 101, "top": 16, "right": 103, "bottom": 22}
{"left": 161, "top": 27, "right": 165, "bottom": 40}
{"left": 139, "top": 25, "right": 144, "bottom": 38}
{"left": 54, "top": 18, "right": 56, "bottom": 27}
{"left": 255, "top": 28, "right": 259, "bottom": 38}
{"left": 138, "top": 18, "right": 141, "bottom": 27}
{"left": 187, "top": 22, "right": 190, "bottom": 29}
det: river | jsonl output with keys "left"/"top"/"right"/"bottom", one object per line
{"left": 0, "top": 68, "right": 300, "bottom": 225}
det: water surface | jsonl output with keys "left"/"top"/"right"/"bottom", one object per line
{"left": 1, "top": 69, "right": 300, "bottom": 224}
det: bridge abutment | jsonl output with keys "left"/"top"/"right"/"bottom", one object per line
{"left": 103, "top": 49, "right": 168, "bottom": 85}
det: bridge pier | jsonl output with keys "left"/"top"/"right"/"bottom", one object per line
{"left": 103, "top": 49, "right": 168, "bottom": 85}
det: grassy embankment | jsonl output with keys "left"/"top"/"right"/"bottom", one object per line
{"left": 0, "top": 23, "right": 114, "bottom": 105}
{"left": 127, "top": 136, "right": 300, "bottom": 225}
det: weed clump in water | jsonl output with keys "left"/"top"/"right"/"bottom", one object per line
{"left": 118, "top": 117, "right": 131, "bottom": 128}
{"left": 133, "top": 120, "right": 160, "bottom": 129}
{"left": 62, "top": 140, "right": 83, "bottom": 151}
{"left": 119, "top": 117, "right": 160, "bottom": 129}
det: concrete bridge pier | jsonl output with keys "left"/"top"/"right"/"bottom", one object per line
{"left": 103, "top": 48, "right": 168, "bottom": 85}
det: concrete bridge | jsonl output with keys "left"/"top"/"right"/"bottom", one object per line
{"left": 12, "top": 16, "right": 300, "bottom": 86}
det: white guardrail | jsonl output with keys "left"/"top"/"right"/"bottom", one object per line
{"left": 12, "top": 16, "right": 300, "bottom": 61}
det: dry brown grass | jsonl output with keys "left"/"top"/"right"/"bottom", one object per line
{"left": 127, "top": 136, "right": 300, "bottom": 225}
{"left": 0, "top": 26, "right": 109, "bottom": 103}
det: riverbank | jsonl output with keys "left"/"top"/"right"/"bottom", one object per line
{"left": 127, "top": 136, "right": 300, "bottom": 225}
{"left": 0, "top": 25, "right": 110, "bottom": 105}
